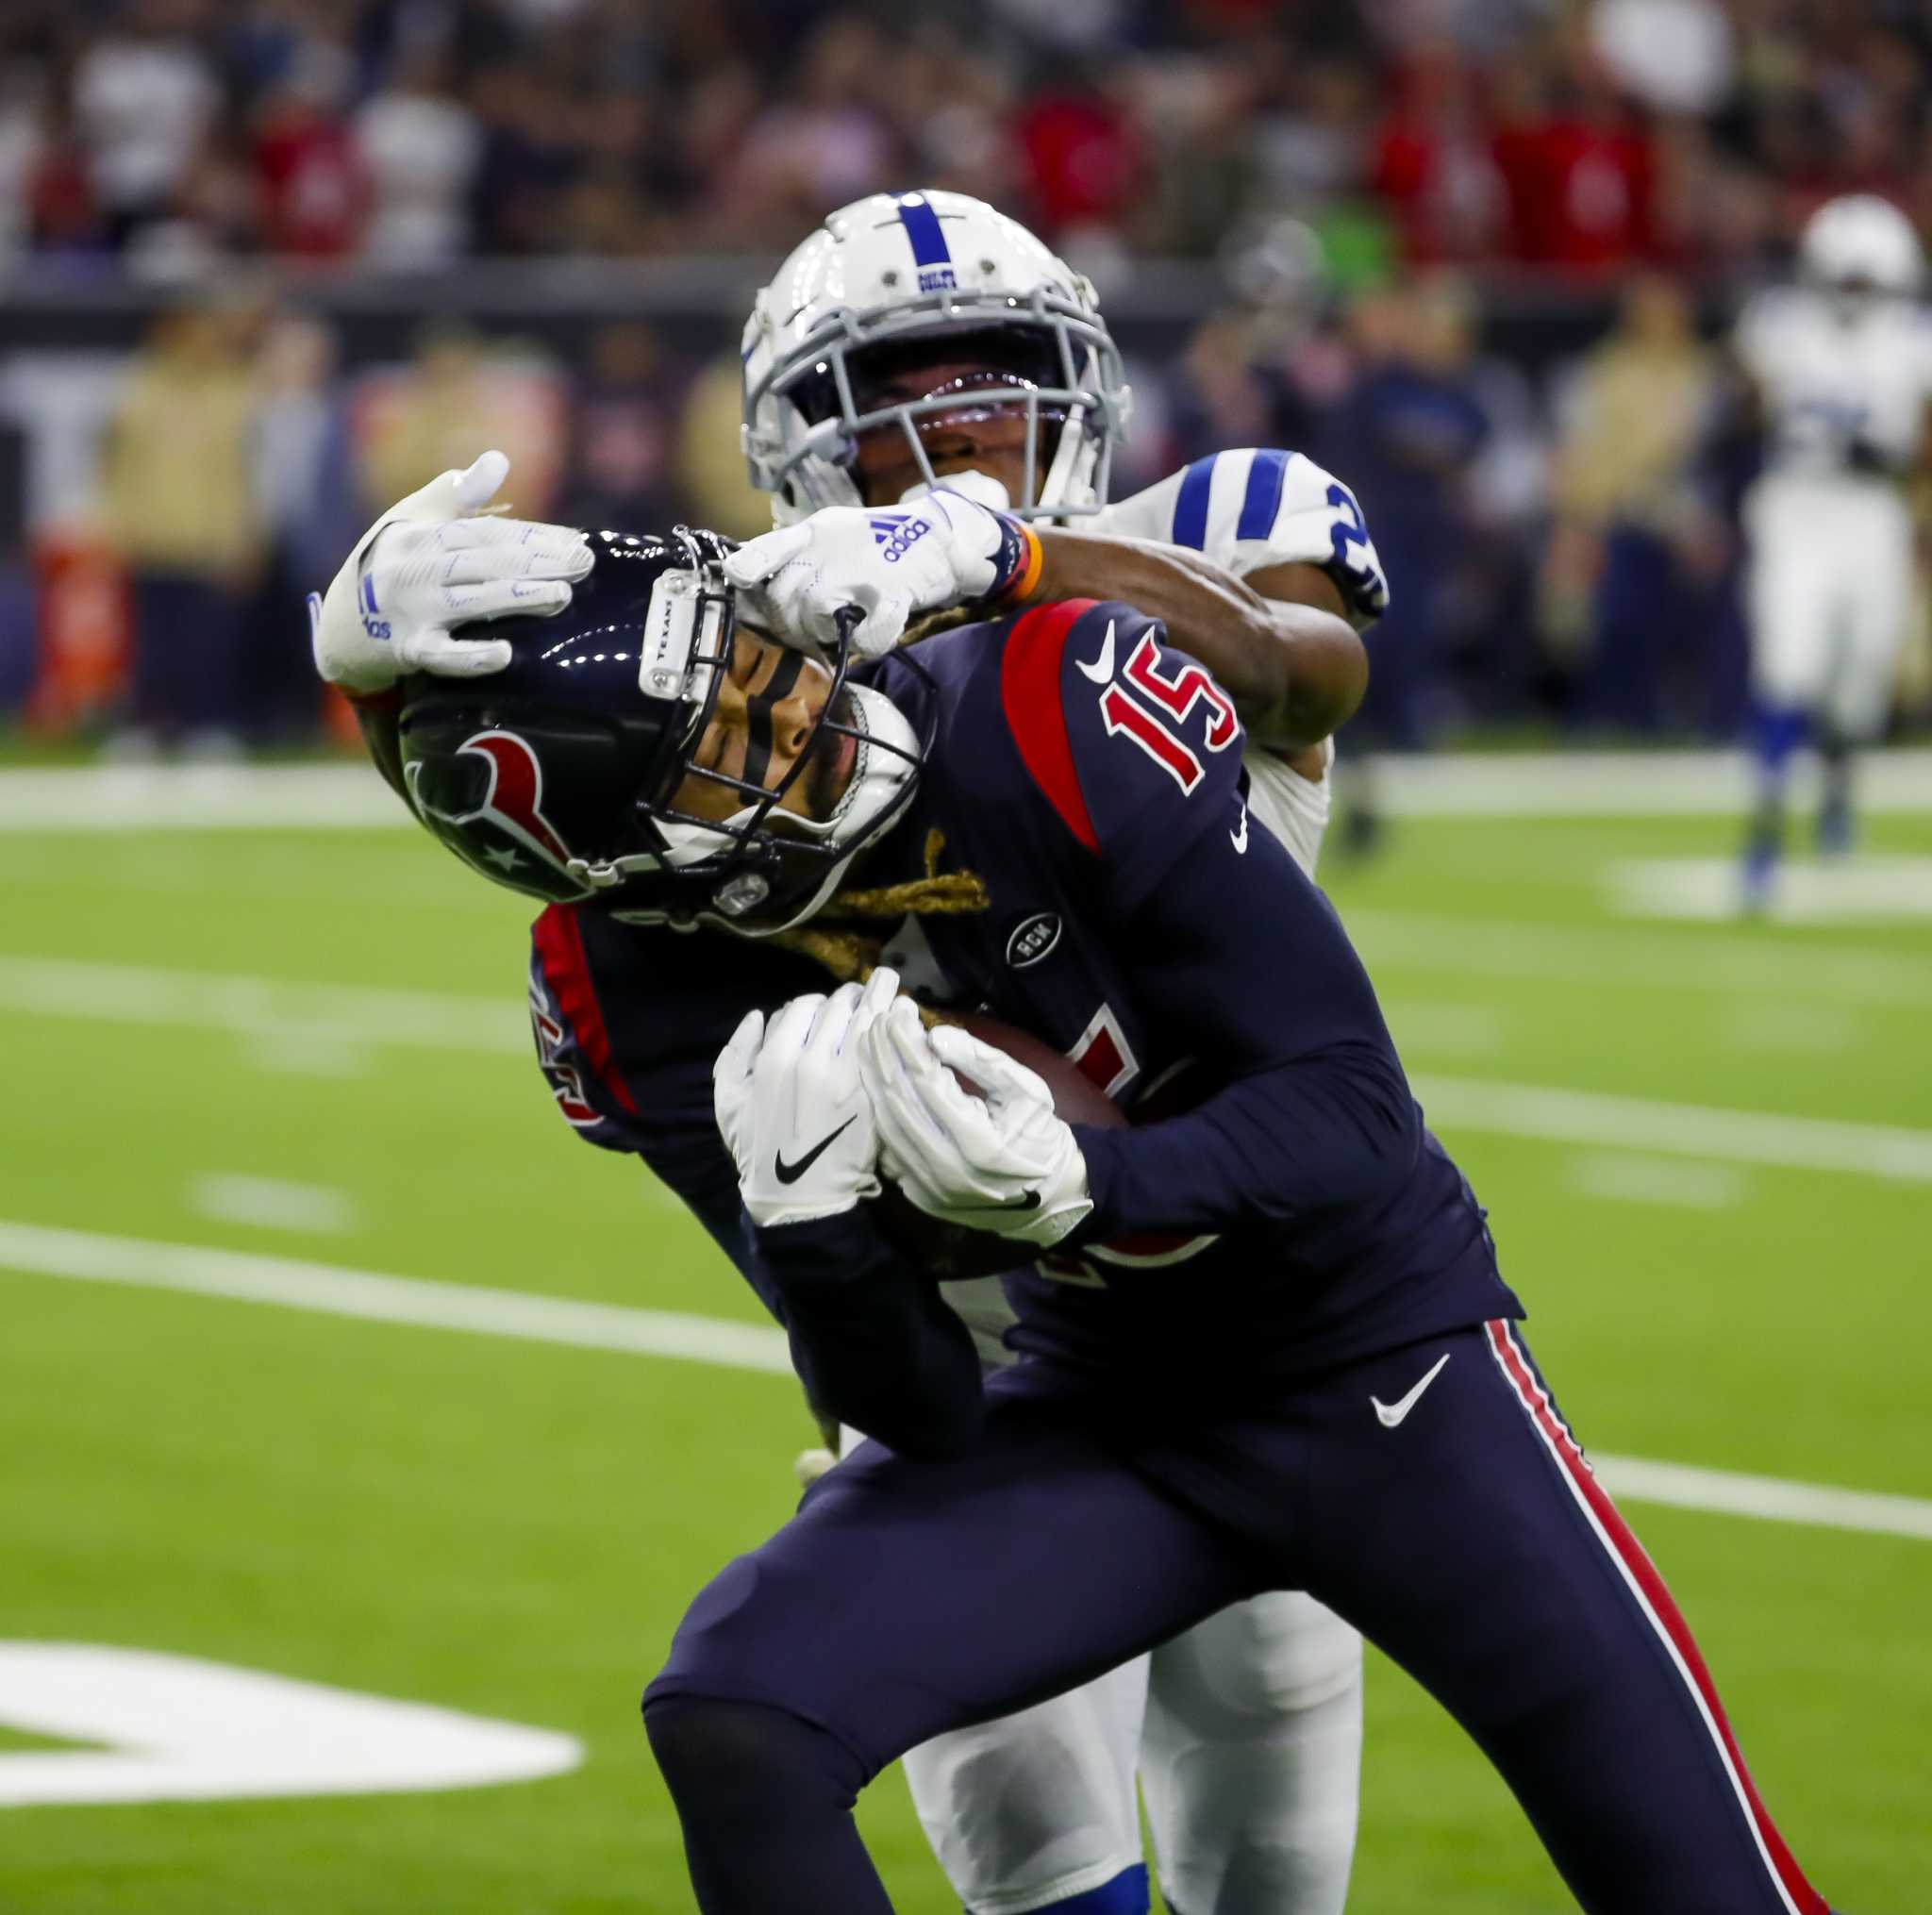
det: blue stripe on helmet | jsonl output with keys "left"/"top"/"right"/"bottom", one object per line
{"left": 1172, "top": 456, "right": 1216, "bottom": 549}
{"left": 893, "top": 192, "right": 951, "bottom": 268}
{"left": 1235, "top": 447, "right": 1289, "bottom": 541}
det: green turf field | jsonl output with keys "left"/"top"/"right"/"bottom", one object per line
{"left": 2, "top": 771, "right": 1928, "bottom": 1911}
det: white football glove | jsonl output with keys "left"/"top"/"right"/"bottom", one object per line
{"left": 713, "top": 970, "right": 902, "bottom": 1229}
{"left": 308, "top": 449, "right": 593, "bottom": 695}
{"left": 721, "top": 487, "right": 1033, "bottom": 660}
{"left": 861, "top": 1000, "right": 1093, "bottom": 1251}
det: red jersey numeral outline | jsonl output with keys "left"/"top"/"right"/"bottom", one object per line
{"left": 529, "top": 984, "right": 601, "bottom": 1128}
{"left": 1096, "top": 636, "right": 1238, "bottom": 796}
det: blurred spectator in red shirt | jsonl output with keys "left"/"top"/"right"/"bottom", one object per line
{"left": 254, "top": 72, "right": 366, "bottom": 258}
{"left": 1372, "top": 40, "right": 1509, "bottom": 265}
{"left": 1015, "top": 61, "right": 1140, "bottom": 241}
{"left": 1493, "top": 35, "right": 1655, "bottom": 272}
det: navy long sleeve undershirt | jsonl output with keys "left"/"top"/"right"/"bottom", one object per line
{"left": 1071, "top": 791, "right": 1423, "bottom": 1245}
{"left": 647, "top": 1141, "right": 984, "bottom": 1459}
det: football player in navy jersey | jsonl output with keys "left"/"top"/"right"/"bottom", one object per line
{"left": 316, "top": 185, "right": 1393, "bottom": 1915}
{"left": 310, "top": 521, "right": 1833, "bottom": 1913}
{"left": 730, "top": 190, "right": 1391, "bottom": 1915}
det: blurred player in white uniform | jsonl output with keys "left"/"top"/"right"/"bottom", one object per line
{"left": 1736, "top": 193, "right": 1932, "bottom": 907}
{"left": 738, "top": 191, "right": 1388, "bottom": 1915}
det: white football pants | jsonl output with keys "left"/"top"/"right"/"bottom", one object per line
{"left": 899, "top": 1590, "right": 1363, "bottom": 1915}
{"left": 1745, "top": 475, "right": 1914, "bottom": 741}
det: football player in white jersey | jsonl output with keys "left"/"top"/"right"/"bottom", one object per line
{"left": 1735, "top": 192, "right": 1932, "bottom": 907}
{"left": 730, "top": 190, "right": 1389, "bottom": 1915}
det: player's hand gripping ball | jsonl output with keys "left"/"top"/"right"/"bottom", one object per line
{"left": 861, "top": 999, "right": 1114, "bottom": 1275}
{"left": 713, "top": 971, "right": 902, "bottom": 1230}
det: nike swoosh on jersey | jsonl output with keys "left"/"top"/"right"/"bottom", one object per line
{"left": 774, "top": 1115, "right": 857, "bottom": 1186}
{"left": 1075, "top": 619, "right": 1116, "bottom": 684}
{"left": 1230, "top": 805, "right": 1249, "bottom": 854}
{"left": 1370, "top": 1351, "right": 1451, "bottom": 1428}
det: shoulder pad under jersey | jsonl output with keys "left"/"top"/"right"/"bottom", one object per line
{"left": 1099, "top": 447, "right": 1389, "bottom": 624}
{"left": 998, "top": 596, "right": 1247, "bottom": 915}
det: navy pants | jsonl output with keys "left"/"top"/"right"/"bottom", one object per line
{"left": 646, "top": 1322, "right": 1826, "bottom": 1914}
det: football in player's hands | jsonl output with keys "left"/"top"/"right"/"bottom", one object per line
{"left": 866, "top": 1010, "right": 1122, "bottom": 1281}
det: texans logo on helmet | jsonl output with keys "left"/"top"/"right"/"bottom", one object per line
{"left": 416, "top": 731, "right": 581, "bottom": 888}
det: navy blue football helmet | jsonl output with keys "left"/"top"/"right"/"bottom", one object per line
{"left": 397, "top": 527, "right": 925, "bottom": 933}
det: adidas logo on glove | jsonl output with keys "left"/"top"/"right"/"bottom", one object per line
{"left": 869, "top": 514, "right": 932, "bottom": 563}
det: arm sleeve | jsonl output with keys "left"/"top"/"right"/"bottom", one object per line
{"left": 1101, "top": 448, "right": 1391, "bottom": 624}
{"left": 1067, "top": 778, "right": 1423, "bottom": 1242}
{"left": 652, "top": 1148, "right": 987, "bottom": 1461}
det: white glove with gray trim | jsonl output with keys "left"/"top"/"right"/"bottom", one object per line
{"left": 714, "top": 970, "right": 901, "bottom": 1229}
{"left": 721, "top": 486, "right": 1026, "bottom": 660}
{"left": 308, "top": 449, "right": 592, "bottom": 694}
{"left": 860, "top": 1000, "right": 1092, "bottom": 1249}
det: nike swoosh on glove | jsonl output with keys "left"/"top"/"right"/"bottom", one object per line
{"left": 308, "top": 449, "right": 592, "bottom": 695}
{"left": 714, "top": 969, "right": 901, "bottom": 1229}
{"left": 860, "top": 1000, "right": 1092, "bottom": 1250}
{"left": 721, "top": 488, "right": 1034, "bottom": 660}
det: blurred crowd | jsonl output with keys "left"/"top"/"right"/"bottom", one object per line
{"left": 4, "top": 0, "right": 1931, "bottom": 756}
{"left": 50, "top": 259, "right": 1893, "bottom": 758}
{"left": 3, "top": 0, "right": 1932, "bottom": 275}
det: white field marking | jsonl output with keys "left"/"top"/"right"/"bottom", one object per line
{"left": 3, "top": 1219, "right": 1928, "bottom": 1545}
{"left": 1587, "top": 1457, "right": 1932, "bottom": 1543}
{"left": 1343, "top": 908, "right": 1932, "bottom": 1008}
{"left": 7, "top": 749, "right": 1932, "bottom": 828}
{"left": 1569, "top": 1150, "right": 1747, "bottom": 1212}
{"left": 0, "top": 953, "right": 528, "bottom": 1056}
{"left": 4, "top": 955, "right": 1929, "bottom": 1187}
{"left": 244, "top": 1029, "right": 373, "bottom": 1077}
{"left": 0, "top": 1219, "right": 793, "bottom": 1375}
{"left": 1611, "top": 855, "right": 1932, "bottom": 924}
{"left": 1720, "top": 1000, "right": 1861, "bottom": 1056}
{"left": 0, "top": 1644, "right": 581, "bottom": 1806}
{"left": 192, "top": 1174, "right": 358, "bottom": 1236}
{"left": 1379, "top": 999, "right": 1504, "bottom": 1060}
{"left": 1371, "top": 746, "right": 1932, "bottom": 816}
{"left": 0, "top": 764, "right": 403, "bottom": 833}
{"left": 1411, "top": 1075, "right": 1932, "bottom": 1185}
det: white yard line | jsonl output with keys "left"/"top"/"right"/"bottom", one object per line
{"left": 0, "top": 954, "right": 526, "bottom": 1055}
{"left": 191, "top": 1174, "right": 358, "bottom": 1236}
{"left": 4, "top": 954, "right": 1928, "bottom": 1183}
{"left": 1345, "top": 909, "right": 1932, "bottom": 1008}
{"left": 1568, "top": 1151, "right": 1748, "bottom": 1211}
{"left": 6, "top": 750, "right": 1932, "bottom": 827}
{"left": 2, "top": 1218, "right": 1925, "bottom": 1544}
{"left": 1409, "top": 1076, "right": 1932, "bottom": 1184}
{"left": 0, "top": 1220, "right": 792, "bottom": 1376}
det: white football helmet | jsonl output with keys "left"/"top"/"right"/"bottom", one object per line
{"left": 741, "top": 190, "right": 1132, "bottom": 525}
{"left": 1799, "top": 194, "right": 1924, "bottom": 297}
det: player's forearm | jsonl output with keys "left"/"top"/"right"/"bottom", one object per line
{"left": 1074, "top": 804, "right": 1419, "bottom": 1239}
{"left": 1074, "top": 1041, "right": 1417, "bottom": 1241}
{"left": 751, "top": 1210, "right": 986, "bottom": 1458}
{"left": 1029, "top": 530, "right": 1366, "bottom": 748}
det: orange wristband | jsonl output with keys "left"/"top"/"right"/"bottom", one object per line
{"left": 992, "top": 522, "right": 1045, "bottom": 605}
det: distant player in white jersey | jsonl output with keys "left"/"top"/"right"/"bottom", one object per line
{"left": 737, "top": 190, "right": 1388, "bottom": 1915}
{"left": 1735, "top": 193, "right": 1932, "bottom": 907}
